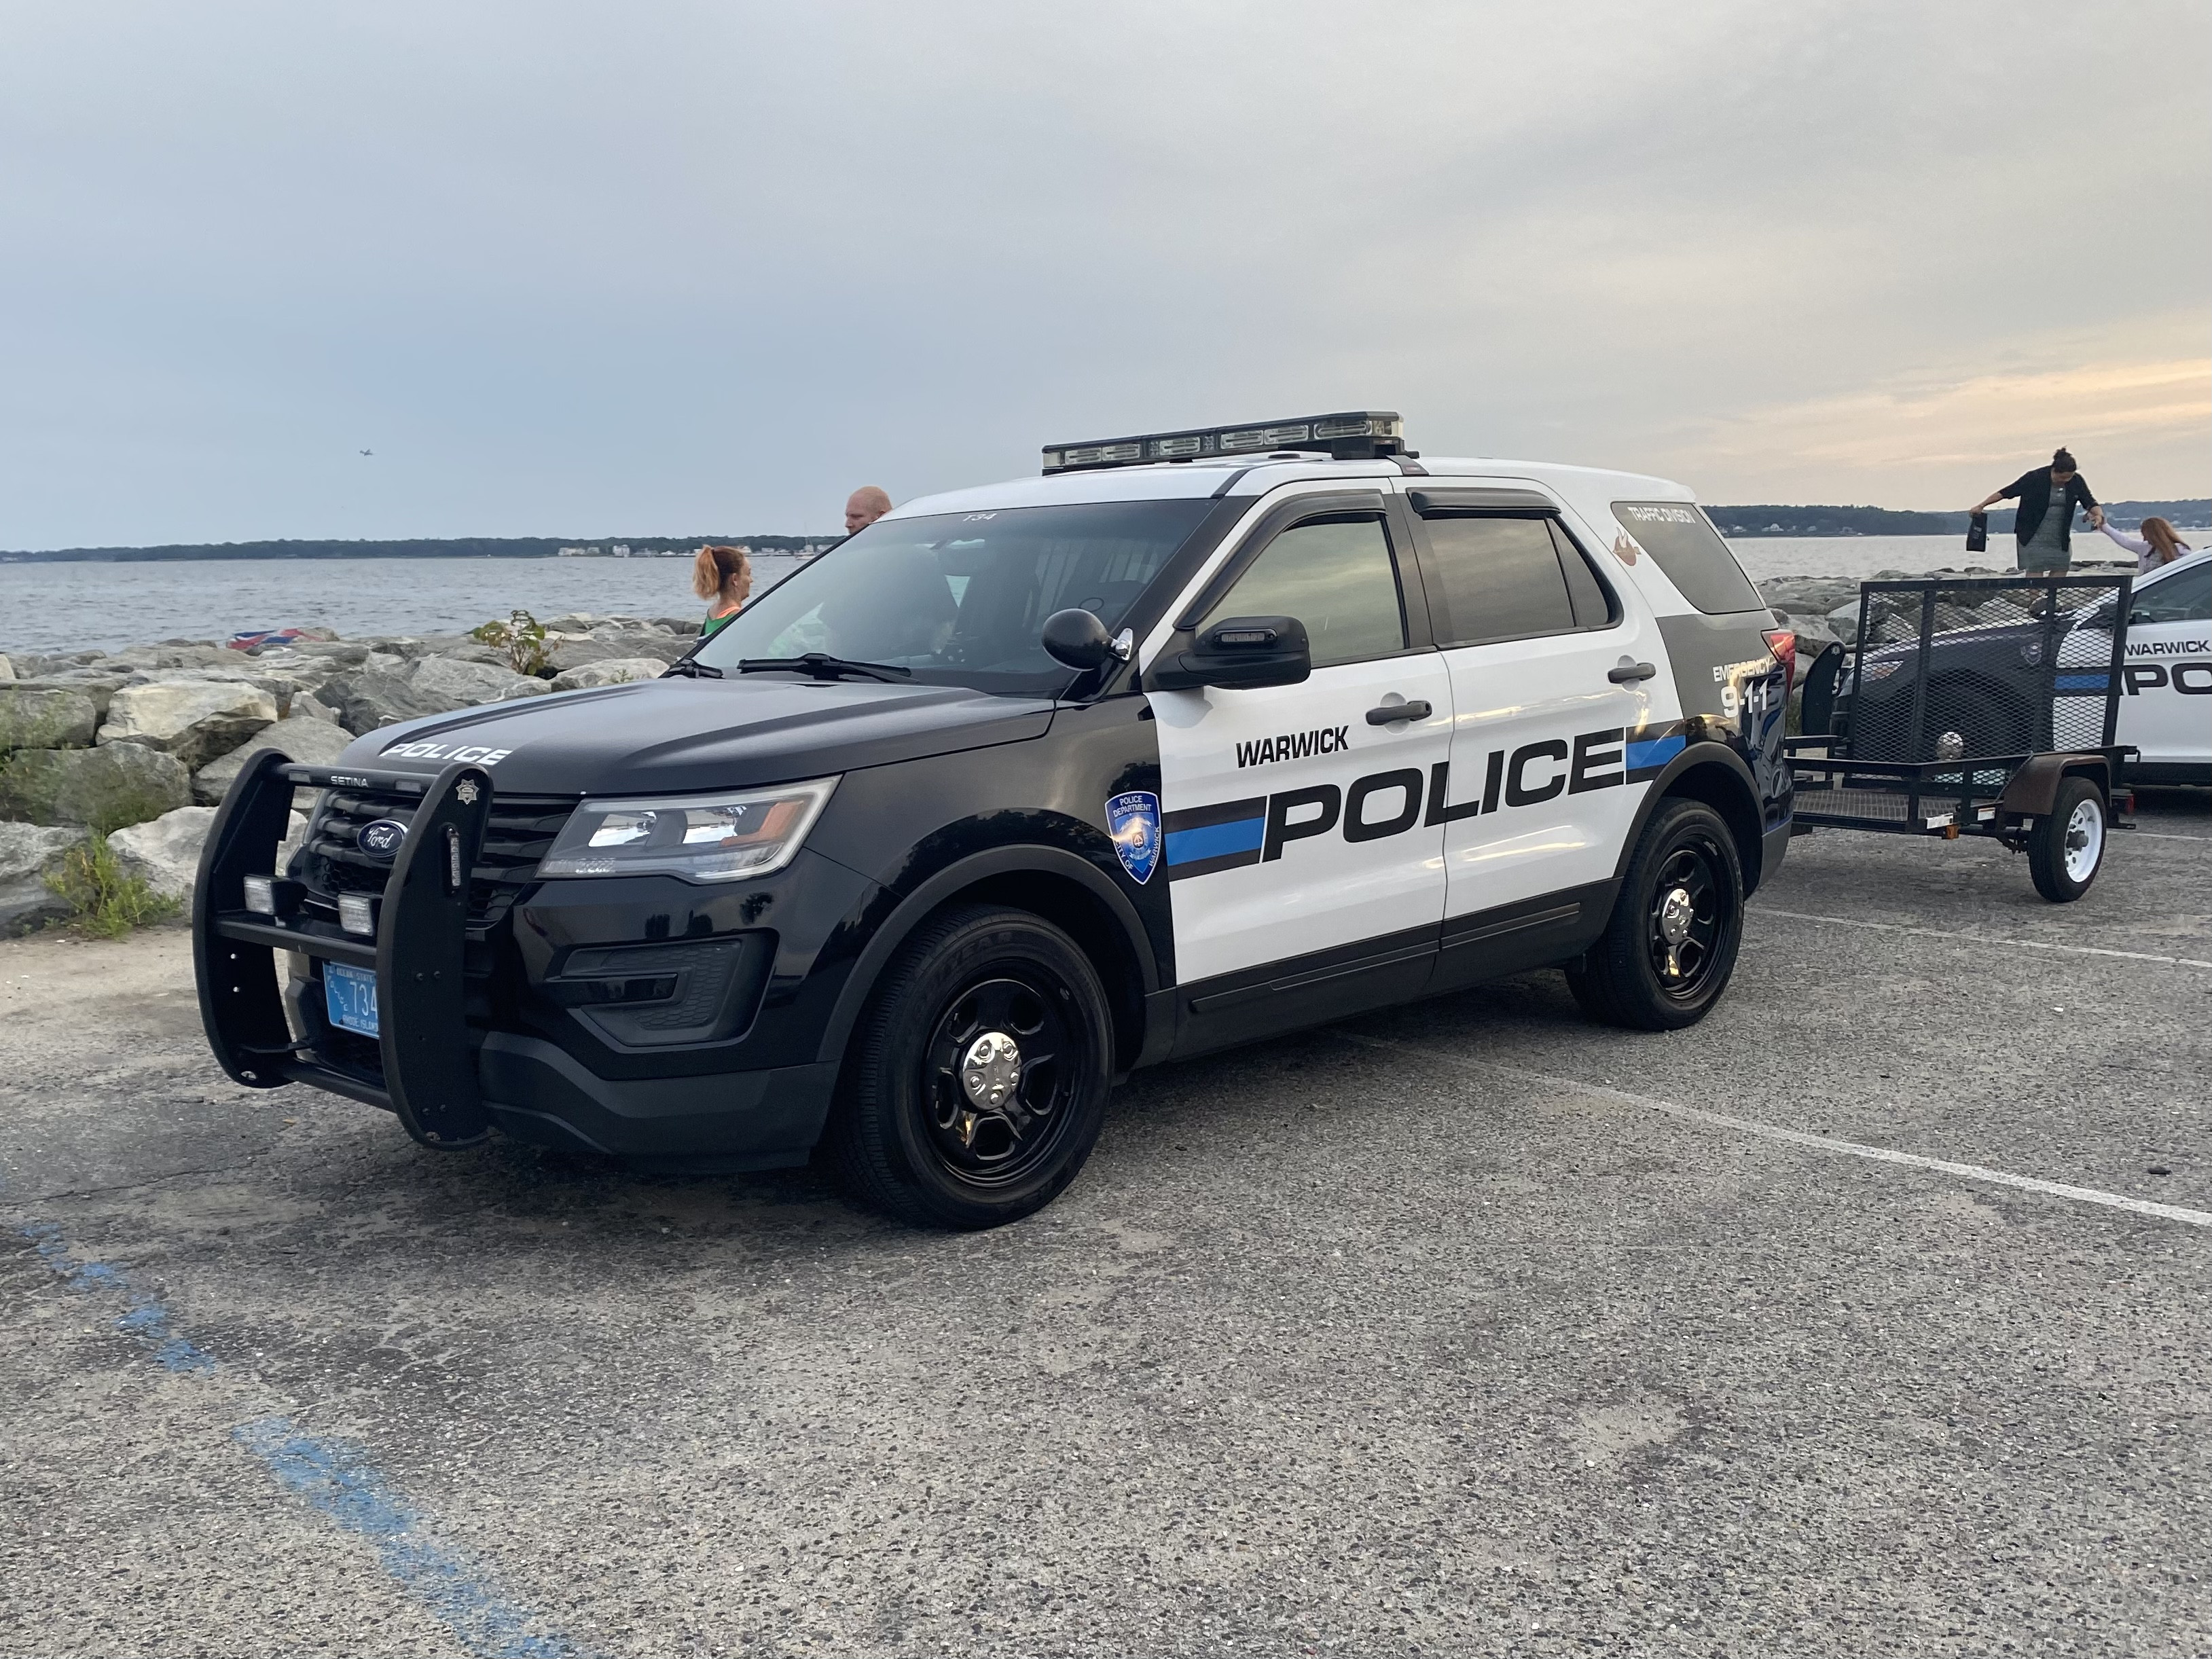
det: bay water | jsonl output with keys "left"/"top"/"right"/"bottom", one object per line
{"left": 0, "top": 534, "right": 2130, "bottom": 658}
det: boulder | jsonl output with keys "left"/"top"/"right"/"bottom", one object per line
{"left": 650, "top": 617, "right": 702, "bottom": 636}
{"left": 192, "top": 715, "right": 356, "bottom": 805}
{"left": 0, "top": 743, "right": 192, "bottom": 829}
{"left": 318, "top": 658, "right": 547, "bottom": 736}
{"left": 0, "top": 653, "right": 13, "bottom": 682}
{"left": 5, "top": 674, "right": 129, "bottom": 721}
{"left": 384, "top": 634, "right": 511, "bottom": 666}
{"left": 547, "top": 657, "right": 668, "bottom": 692}
{"left": 109, "top": 804, "right": 310, "bottom": 905}
{"left": 0, "top": 821, "right": 91, "bottom": 934}
{"left": 545, "top": 631, "right": 691, "bottom": 674}
{"left": 0, "top": 687, "right": 100, "bottom": 754}
{"left": 98, "top": 681, "right": 279, "bottom": 769}
{"left": 82, "top": 643, "right": 234, "bottom": 674}
{"left": 289, "top": 691, "right": 342, "bottom": 726}
{"left": 408, "top": 655, "right": 551, "bottom": 708}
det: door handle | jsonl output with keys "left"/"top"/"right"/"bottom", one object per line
{"left": 1366, "top": 700, "right": 1432, "bottom": 725}
{"left": 1608, "top": 661, "right": 1658, "bottom": 684}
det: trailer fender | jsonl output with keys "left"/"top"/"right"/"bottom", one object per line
{"left": 1998, "top": 753, "right": 2110, "bottom": 819}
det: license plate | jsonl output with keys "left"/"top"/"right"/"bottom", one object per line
{"left": 323, "top": 963, "right": 380, "bottom": 1038}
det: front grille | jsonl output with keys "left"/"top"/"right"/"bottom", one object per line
{"left": 297, "top": 786, "right": 575, "bottom": 925}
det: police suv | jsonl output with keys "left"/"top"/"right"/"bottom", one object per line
{"left": 195, "top": 412, "right": 1794, "bottom": 1228}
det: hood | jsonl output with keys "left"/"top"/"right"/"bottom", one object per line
{"left": 340, "top": 674, "right": 1057, "bottom": 796}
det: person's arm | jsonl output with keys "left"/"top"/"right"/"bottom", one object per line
{"left": 2097, "top": 521, "right": 2148, "bottom": 556}
{"left": 1968, "top": 471, "right": 2031, "bottom": 514}
{"left": 2075, "top": 477, "right": 2102, "bottom": 528}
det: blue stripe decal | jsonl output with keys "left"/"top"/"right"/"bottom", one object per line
{"left": 1165, "top": 816, "right": 1265, "bottom": 865}
{"left": 2054, "top": 674, "right": 2109, "bottom": 692}
{"left": 13, "top": 1216, "right": 579, "bottom": 1658}
{"left": 1626, "top": 734, "right": 1686, "bottom": 771}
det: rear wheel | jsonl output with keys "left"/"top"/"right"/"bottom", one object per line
{"left": 2027, "top": 777, "right": 2105, "bottom": 903}
{"left": 828, "top": 905, "right": 1112, "bottom": 1228}
{"left": 1567, "top": 798, "right": 1744, "bottom": 1031}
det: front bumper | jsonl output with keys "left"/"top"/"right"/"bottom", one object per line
{"left": 195, "top": 753, "right": 849, "bottom": 1170}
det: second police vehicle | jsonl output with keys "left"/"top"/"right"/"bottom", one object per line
{"left": 195, "top": 413, "right": 1796, "bottom": 1228}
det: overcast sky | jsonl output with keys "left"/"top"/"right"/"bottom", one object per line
{"left": 2, "top": 0, "right": 2205, "bottom": 549}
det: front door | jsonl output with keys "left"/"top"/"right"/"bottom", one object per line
{"left": 1147, "top": 502, "right": 1452, "bottom": 991}
{"left": 2115, "top": 558, "right": 2211, "bottom": 767}
{"left": 1401, "top": 494, "right": 1663, "bottom": 972}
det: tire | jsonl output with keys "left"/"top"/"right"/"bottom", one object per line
{"left": 2027, "top": 776, "right": 2105, "bottom": 903}
{"left": 827, "top": 905, "right": 1112, "bottom": 1229}
{"left": 1567, "top": 799, "right": 1745, "bottom": 1031}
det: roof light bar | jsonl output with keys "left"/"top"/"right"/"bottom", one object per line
{"left": 1042, "top": 411, "right": 1406, "bottom": 474}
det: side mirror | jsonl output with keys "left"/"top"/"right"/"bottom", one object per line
{"left": 1041, "top": 608, "right": 1132, "bottom": 672}
{"left": 1148, "top": 615, "right": 1311, "bottom": 691}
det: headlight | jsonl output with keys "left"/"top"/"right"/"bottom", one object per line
{"left": 1857, "top": 660, "right": 1903, "bottom": 684}
{"left": 537, "top": 778, "right": 838, "bottom": 883}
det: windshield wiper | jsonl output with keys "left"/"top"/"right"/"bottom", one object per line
{"left": 661, "top": 658, "right": 723, "bottom": 679}
{"left": 736, "top": 653, "right": 914, "bottom": 684}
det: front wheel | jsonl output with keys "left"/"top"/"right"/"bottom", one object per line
{"left": 2027, "top": 777, "right": 2105, "bottom": 903}
{"left": 1567, "top": 798, "right": 1745, "bottom": 1031}
{"left": 827, "top": 905, "right": 1112, "bottom": 1229}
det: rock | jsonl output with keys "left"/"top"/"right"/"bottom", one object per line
{"left": 0, "top": 743, "right": 192, "bottom": 829}
{"left": 109, "top": 804, "right": 310, "bottom": 905}
{"left": 192, "top": 715, "right": 355, "bottom": 805}
{"left": 5, "top": 674, "right": 129, "bottom": 721}
{"left": 0, "top": 821, "right": 91, "bottom": 934}
{"left": 0, "top": 687, "right": 101, "bottom": 754}
{"left": 409, "top": 656, "right": 551, "bottom": 707}
{"left": 82, "top": 643, "right": 234, "bottom": 674}
{"left": 545, "top": 631, "right": 690, "bottom": 674}
{"left": 547, "top": 657, "right": 668, "bottom": 692}
{"left": 0, "top": 654, "right": 13, "bottom": 682}
{"left": 384, "top": 635, "right": 510, "bottom": 666}
{"left": 318, "top": 657, "right": 547, "bottom": 735}
{"left": 97, "top": 681, "right": 279, "bottom": 769}
{"left": 289, "top": 691, "right": 342, "bottom": 726}
{"left": 650, "top": 617, "right": 702, "bottom": 636}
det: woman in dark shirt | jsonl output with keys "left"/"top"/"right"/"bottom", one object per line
{"left": 1970, "top": 448, "right": 2104, "bottom": 575}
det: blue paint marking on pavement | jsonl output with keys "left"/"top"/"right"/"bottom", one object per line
{"left": 12, "top": 1218, "right": 579, "bottom": 1659}
{"left": 236, "top": 1418, "right": 573, "bottom": 1659}
{"left": 21, "top": 1222, "right": 217, "bottom": 1373}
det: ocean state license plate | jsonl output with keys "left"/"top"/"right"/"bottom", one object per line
{"left": 323, "top": 963, "right": 380, "bottom": 1038}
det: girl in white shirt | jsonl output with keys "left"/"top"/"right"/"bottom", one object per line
{"left": 2098, "top": 515, "right": 2193, "bottom": 572}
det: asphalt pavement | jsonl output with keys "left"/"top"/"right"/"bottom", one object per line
{"left": 4, "top": 789, "right": 2208, "bottom": 1658}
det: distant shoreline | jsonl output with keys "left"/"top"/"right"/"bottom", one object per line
{"left": 2, "top": 499, "right": 2203, "bottom": 561}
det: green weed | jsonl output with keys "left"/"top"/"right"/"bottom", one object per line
{"left": 43, "top": 833, "right": 179, "bottom": 938}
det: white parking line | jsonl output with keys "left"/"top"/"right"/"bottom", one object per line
{"left": 1339, "top": 1034, "right": 2212, "bottom": 1229}
{"left": 2131, "top": 831, "right": 2212, "bottom": 843}
{"left": 1754, "top": 907, "right": 2212, "bottom": 970}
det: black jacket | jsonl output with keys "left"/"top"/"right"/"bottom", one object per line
{"left": 2000, "top": 468, "right": 2097, "bottom": 550}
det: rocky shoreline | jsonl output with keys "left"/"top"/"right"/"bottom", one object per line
{"left": 0, "top": 563, "right": 2133, "bottom": 932}
{"left": 0, "top": 610, "right": 694, "bottom": 932}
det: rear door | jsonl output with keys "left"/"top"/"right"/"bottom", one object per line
{"left": 1396, "top": 486, "right": 1662, "bottom": 979}
{"left": 1145, "top": 491, "right": 1452, "bottom": 993}
{"left": 2116, "top": 556, "right": 2212, "bottom": 766}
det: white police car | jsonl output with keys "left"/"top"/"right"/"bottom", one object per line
{"left": 196, "top": 411, "right": 1794, "bottom": 1227}
{"left": 2107, "top": 549, "right": 2211, "bottom": 784}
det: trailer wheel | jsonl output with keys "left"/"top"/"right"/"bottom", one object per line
{"left": 828, "top": 905, "right": 1112, "bottom": 1229}
{"left": 2027, "top": 777, "right": 2105, "bottom": 903}
{"left": 1567, "top": 799, "right": 1744, "bottom": 1031}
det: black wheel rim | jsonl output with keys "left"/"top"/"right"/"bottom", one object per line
{"left": 922, "top": 970, "right": 1083, "bottom": 1190}
{"left": 1646, "top": 837, "right": 1728, "bottom": 1002}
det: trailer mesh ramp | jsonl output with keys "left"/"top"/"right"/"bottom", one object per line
{"left": 1832, "top": 575, "right": 2132, "bottom": 763}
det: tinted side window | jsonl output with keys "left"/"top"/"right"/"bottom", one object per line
{"left": 1614, "top": 500, "right": 1764, "bottom": 615}
{"left": 1551, "top": 521, "right": 1617, "bottom": 630}
{"left": 1205, "top": 515, "right": 1407, "bottom": 668}
{"left": 1421, "top": 515, "right": 1575, "bottom": 644}
{"left": 2137, "top": 560, "right": 2210, "bottom": 623}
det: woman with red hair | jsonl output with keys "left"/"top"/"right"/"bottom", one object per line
{"left": 693, "top": 544, "right": 753, "bottom": 638}
{"left": 2097, "top": 515, "right": 2194, "bottom": 573}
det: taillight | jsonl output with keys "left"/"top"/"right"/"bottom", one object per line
{"left": 1762, "top": 627, "right": 1797, "bottom": 694}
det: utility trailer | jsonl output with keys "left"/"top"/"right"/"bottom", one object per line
{"left": 1788, "top": 572, "right": 2136, "bottom": 903}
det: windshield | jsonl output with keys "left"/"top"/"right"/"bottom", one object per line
{"left": 693, "top": 498, "right": 1216, "bottom": 695}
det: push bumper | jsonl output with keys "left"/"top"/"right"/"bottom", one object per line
{"left": 194, "top": 752, "right": 838, "bottom": 1170}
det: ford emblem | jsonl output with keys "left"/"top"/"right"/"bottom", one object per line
{"left": 357, "top": 818, "right": 408, "bottom": 860}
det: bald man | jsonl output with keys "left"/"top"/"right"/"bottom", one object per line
{"left": 844, "top": 486, "right": 892, "bottom": 535}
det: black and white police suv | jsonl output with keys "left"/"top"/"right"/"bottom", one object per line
{"left": 195, "top": 412, "right": 1795, "bottom": 1228}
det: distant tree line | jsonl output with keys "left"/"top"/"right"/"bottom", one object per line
{"left": 0, "top": 534, "right": 830, "bottom": 563}
{"left": 1705, "top": 500, "right": 2208, "bottom": 537}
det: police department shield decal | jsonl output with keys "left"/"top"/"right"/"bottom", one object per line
{"left": 1105, "top": 791, "right": 1161, "bottom": 884}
